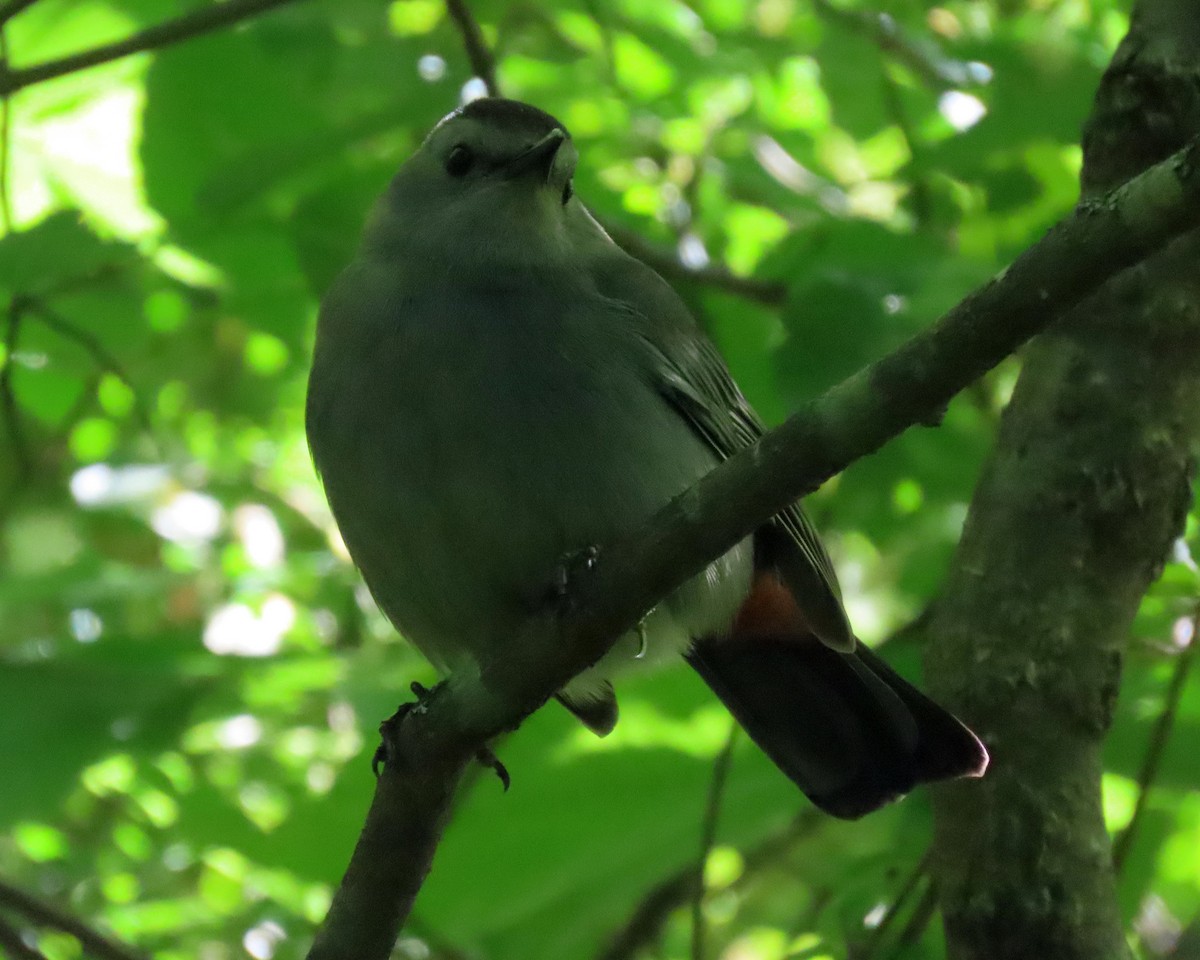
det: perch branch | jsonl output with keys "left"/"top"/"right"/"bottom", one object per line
{"left": 305, "top": 136, "right": 1200, "bottom": 960}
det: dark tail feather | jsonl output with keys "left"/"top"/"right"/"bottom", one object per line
{"left": 687, "top": 634, "right": 987, "bottom": 819}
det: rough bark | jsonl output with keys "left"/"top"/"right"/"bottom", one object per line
{"left": 926, "top": 3, "right": 1200, "bottom": 959}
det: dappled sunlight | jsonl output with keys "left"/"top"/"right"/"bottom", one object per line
{"left": 3, "top": 1, "right": 1196, "bottom": 959}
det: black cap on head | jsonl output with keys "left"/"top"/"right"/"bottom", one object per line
{"left": 457, "top": 98, "right": 570, "bottom": 140}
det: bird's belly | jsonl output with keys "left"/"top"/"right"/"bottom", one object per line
{"left": 312, "top": 330, "right": 751, "bottom": 676}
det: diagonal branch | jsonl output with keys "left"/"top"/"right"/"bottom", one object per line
{"left": 597, "top": 810, "right": 820, "bottom": 960}
{"left": 0, "top": 0, "right": 36, "bottom": 29}
{"left": 0, "top": 0, "right": 309, "bottom": 95}
{"left": 304, "top": 136, "right": 1200, "bottom": 960}
{"left": 0, "top": 878, "right": 144, "bottom": 960}
{"left": 445, "top": 0, "right": 499, "bottom": 96}
{"left": 0, "top": 915, "right": 47, "bottom": 960}
{"left": 603, "top": 221, "right": 787, "bottom": 306}
{"left": 20, "top": 296, "right": 156, "bottom": 439}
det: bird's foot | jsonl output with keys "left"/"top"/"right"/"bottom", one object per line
{"left": 373, "top": 681, "right": 437, "bottom": 776}
{"left": 476, "top": 745, "right": 511, "bottom": 791}
{"left": 371, "top": 680, "right": 510, "bottom": 790}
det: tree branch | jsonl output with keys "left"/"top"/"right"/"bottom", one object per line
{"left": 0, "top": 0, "right": 309, "bottom": 95}
{"left": 811, "top": 0, "right": 982, "bottom": 89}
{"left": 303, "top": 129, "right": 1200, "bottom": 960}
{"left": 0, "top": 879, "right": 144, "bottom": 960}
{"left": 20, "top": 295, "right": 156, "bottom": 441}
{"left": 0, "top": 0, "right": 37, "bottom": 30}
{"left": 445, "top": 0, "right": 499, "bottom": 96}
{"left": 603, "top": 221, "right": 787, "bottom": 306}
{"left": 1113, "top": 610, "right": 1198, "bottom": 871}
{"left": 926, "top": 3, "right": 1200, "bottom": 957}
{"left": 691, "top": 721, "right": 737, "bottom": 960}
{"left": 0, "top": 916, "right": 47, "bottom": 960}
{"left": 596, "top": 811, "right": 821, "bottom": 960}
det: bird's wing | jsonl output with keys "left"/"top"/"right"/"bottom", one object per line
{"left": 580, "top": 219, "right": 853, "bottom": 650}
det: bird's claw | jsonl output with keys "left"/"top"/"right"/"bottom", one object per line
{"left": 370, "top": 681, "right": 510, "bottom": 790}
{"left": 372, "top": 681, "right": 437, "bottom": 776}
{"left": 476, "top": 745, "right": 511, "bottom": 791}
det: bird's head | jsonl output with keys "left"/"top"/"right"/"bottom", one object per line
{"left": 365, "top": 98, "right": 580, "bottom": 271}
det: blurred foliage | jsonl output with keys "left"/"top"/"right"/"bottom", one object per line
{"left": 0, "top": 1, "right": 1196, "bottom": 959}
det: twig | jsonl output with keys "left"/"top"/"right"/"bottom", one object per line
{"left": 0, "top": 0, "right": 37, "bottom": 29}
{"left": 1113, "top": 609, "right": 1199, "bottom": 871}
{"left": 603, "top": 221, "right": 787, "bottom": 306}
{"left": 597, "top": 812, "right": 821, "bottom": 960}
{"left": 0, "top": 26, "right": 11, "bottom": 234}
{"left": 886, "top": 880, "right": 937, "bottom": 957}
{"left": 304, "top": 136, "right": 1200, "bottom": 960}
{"left": 596, "top": 869, "right": 697, "bottom": 960}
{"left": 0, "top": 0, "right": 309, "bottom": 95}
{"left": 0, "top": 915, "right": 48, "bottom": 960}
{"left": 858, "top": 851, "right": 932, "bottom": 960}
{"left": 812, "top": 0, "right": 979, "bottom": 89}
{"left": 21, "top": 296, "right": 156, "bottom": 441}
{"left": 0, "top": 879, "right": 145, "bottom": 960}
{"left": 879, "top": 63, "right": 932, "bottom": 228}
{"left": 1, "top": 297, "right": 29, "bottom": 481}
{"left": 691, "top": 720, "right": 738, "bottom": 960}
{"left": 445, "top": 0, "right": 498, "bottom": 96}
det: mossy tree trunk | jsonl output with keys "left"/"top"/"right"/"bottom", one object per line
{"left": 926, "top": 2, "right": 1200, "bottom": 958}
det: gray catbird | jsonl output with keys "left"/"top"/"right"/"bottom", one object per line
{"left": 306, "top": 98, "right": 987, "bottom": 818}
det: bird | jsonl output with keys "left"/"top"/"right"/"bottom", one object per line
{"left": 305, "top": 97, "right": 987, "bottom": 818}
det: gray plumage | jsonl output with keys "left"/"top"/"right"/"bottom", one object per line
{"left": 306, "top": 99, "right": 986, "bottom": 816}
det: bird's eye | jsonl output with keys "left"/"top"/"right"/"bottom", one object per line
{"left": 562, "top": 179, "right": 574, "bottom": 205}
{"left": 445, "top": 145, "right": 474, "bottom": 177}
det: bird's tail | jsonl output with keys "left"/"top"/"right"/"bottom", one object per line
{"left": 686, "top": 632, "right": 988, "bottom": 819}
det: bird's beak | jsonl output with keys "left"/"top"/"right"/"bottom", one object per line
{"left": 504, "top": 129, "right": 566, "bottom": 181}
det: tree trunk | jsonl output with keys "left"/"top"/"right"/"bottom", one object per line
{"left": 925, "top": 2, "right": 1200, "bottom": 958}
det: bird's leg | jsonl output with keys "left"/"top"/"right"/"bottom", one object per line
{"left": 372, "top": 681, "right": 509, "bottom": 790}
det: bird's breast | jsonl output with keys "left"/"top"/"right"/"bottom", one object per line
{"left": 308, "top": 277, "right": 750, "bottom": 670}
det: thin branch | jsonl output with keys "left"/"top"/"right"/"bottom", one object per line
{"left": 880, "top": 62, "right": 932, "bottom": 229}
{"left": 0, "top": 26, "right": 12, "bottom": 234}
{"left": 1, "top": 296, "right": 29, "bottom": 481}
{"left": 445, "top": 0, "right": 499, "bottom": 96}
{"left": 0, "top": 0, "right": 37, "bottom": 29}
{"left": 0, "top": 915, "right": 48, "bottom": 960}
{"left": 886, "top": 881, "right": 937, "bottom": 958}
{"left": 0, "top": 0, "right": 309, "bottom": 95}
{"left": 304, "top": 136, "right": 1200, "bottom": 960}
{"left": 597, "top": 812, "right": 821, "bottom": 960}
{"left": 596, "top": 869, "right": 696, "bottom": 960}
{"left": 21, "top": 296, "right": 156, "bottom": 441}
{"left": 858, "top": 851, "right": 932, "bottom": 960}
{"left": 812, "top": 0, "right": 980, "bottom": 90}
{"left": 1113, "top": 610, "right": 1199, "bottom": 871}
{"left": 691, "top": 721, "right": 738, "bottom": 960}
{"left": 603, "top": 220, "right": 787, "bottom": 306}
{"left": 0, "top": 879, "right": 145, "bottom": 960}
